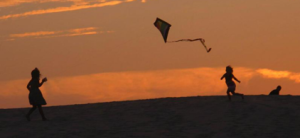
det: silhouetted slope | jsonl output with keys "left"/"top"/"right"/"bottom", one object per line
{"left": 1, "top": 95, "right": 300, "bottom": 138}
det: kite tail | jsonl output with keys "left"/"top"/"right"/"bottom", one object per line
{"left": 167, "top": 38, "right": 211, "bottom": 53}
{"left": 199, "top": 39, "right": 212, "bottom": 53}
{"left": 168, "top": 38, "right": 205, "bottom": 43}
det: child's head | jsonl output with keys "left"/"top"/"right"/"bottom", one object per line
{"left": 226, "top": 66, "right": 233, "bottom": 74}
{"left": 276, "top": 85, "right": 282, "bottom": 91}
{"left": 31, "top": 68, "right": 40, "bottom": 79}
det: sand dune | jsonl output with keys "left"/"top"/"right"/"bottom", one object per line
{"left": 1, "top": 95, "right": 300, "bottom": 138}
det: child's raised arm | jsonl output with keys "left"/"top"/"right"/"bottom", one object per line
{"left": 38, "top": 78, "right": 47, "bottom": 87}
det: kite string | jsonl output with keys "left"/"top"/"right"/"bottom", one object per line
{"left": 166, "top": 38, "right": 211, "bottom": 53}
{"left": 168, "top": 38, "right": 205, "bottom": 43}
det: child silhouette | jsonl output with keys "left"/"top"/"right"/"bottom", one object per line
{"left": 269, "top": 85, "right": 281, "bottom": 95}
{"left": 26, "top": 68, "right": 47, "bottom": 121}
{"left": 221, "top": 66, "right": 244, "bottom": 101}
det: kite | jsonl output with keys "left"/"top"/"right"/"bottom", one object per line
{"left": 153, "top": 18, "right": 171, "bottom": 43}
{"left": 154, "top": 18, "right": 211, "bottom": 53}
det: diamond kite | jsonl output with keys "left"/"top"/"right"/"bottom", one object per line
{"left": 154, "top": 18, "right": 171, "bottom": 43}
{"left": 153, "top": 17, "right": 211, "bottom": 53}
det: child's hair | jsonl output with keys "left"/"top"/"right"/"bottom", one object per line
{"left": 226, "top": 66, "right": 233, "bottom": 74}
{"left": 277, "top": 85, "right": 282, "bottom": 90}
{"left": 31, "top": 68, "right": 40, "bottom": 79}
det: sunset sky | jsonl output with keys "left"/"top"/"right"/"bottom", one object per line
{"left": 0, "top": 0, "right": 300, "bottom": 108}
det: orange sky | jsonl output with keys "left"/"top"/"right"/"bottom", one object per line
{"left": 0, "top": 0, "right": 300, "bottom": 108}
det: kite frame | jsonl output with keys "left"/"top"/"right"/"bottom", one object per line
{"left": 154, "top": 18, "right": 171, "bottom": 43}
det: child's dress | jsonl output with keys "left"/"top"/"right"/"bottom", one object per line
{"left": 28, "top": 80, "right": 47, "bottom": 105}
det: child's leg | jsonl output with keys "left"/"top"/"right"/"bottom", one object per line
{"left": 26, "top": 105, "right": 37, "bottom": 121}
{"left": 37, "top": 105, "right": 47, "bottom": 120}
{"left": 232, "top": 91, "right": 244, "bottom": 99}
{"left": 226, "top": 89, "right": 232, "bottom": 101}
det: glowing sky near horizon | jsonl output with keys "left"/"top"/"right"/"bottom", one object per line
{"left": 0, "top": 0, "right": 300, "bottom": 108}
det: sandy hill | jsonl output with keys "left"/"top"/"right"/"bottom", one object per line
{"left": 1, "top": 95, "right": 300, "bottom": 138}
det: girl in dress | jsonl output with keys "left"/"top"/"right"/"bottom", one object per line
{"left": 26, "top": 68, "right": 47, "bottom": 121}
{"left": 221, "top": 66, "right": 244, "bottom": 101}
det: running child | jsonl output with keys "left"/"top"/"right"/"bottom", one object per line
{"left": 221, "top": 66, "right": 244, "bottom": 101}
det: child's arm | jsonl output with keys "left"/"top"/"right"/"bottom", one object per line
{"left": 220, "top": 74, "right": 225, "bottom": 80}
{"left": 233, "top": 75, "right": 241, "bottom": 83}
{"left": 38, "top": 78, "right": 47, "bottom": 87}
{"left": 27, "top": 80, "right": 31, "bottom": 91}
